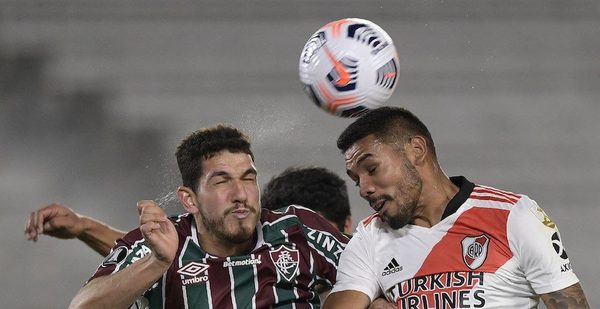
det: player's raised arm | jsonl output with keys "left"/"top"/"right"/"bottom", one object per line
{"left": 24, "top": 203, "right": 126, "bottom": 256}
{"left": 69, "top": 201, "right": 177, "bottom": 308}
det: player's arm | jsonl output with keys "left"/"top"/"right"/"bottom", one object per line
{"left": 322, "top": 290, "right": 397, "bottom": 308}
{"left": 70, "top": 201, "right": 177, "bottom": 308}
{"left": 323, "top": 290, "right": 370, "bottom": 309}
{"left": 368, "top": 298, "right": 396, "bottom": 309}
{"left": 324, "top": 291, "right": 397, "bottom": 309}
{"left": 76, "top": 216, "right": 126, "bottom": 256}
{"left": 508, "top": 198, "right": 588, "bottom": 307}
{"left": 323, "top": 217, "right": 384, "bottom": 309}
{"left": 319, "top": 289, "right": 331, "bottom": 305}
{"left": 24, "top": 203, "right": 126, "bottom": 256}
{"left": 540, "top": 282, "right": 590, "bottom": 309}
{"left": 70, "top": 253, "right": 170, "bottom": 308}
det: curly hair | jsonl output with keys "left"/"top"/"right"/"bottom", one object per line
{"left": 175, "top": 124, "right": 254, "bottom": 192}
{"left": 262, "top": 166, "right": 351, "bottom": 231}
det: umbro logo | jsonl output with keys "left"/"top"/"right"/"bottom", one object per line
{"left": 177, "top": 261, "right": 209, "bottom": 277}
{"left": 382, "top": 258, "right": 403, "bottom": 276}
{"left": 178, "top": 262, "right": 210, "bottom": 286}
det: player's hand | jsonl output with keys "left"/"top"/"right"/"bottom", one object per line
{"left": 25, "top": 203, "right": 85, "bottom": 242}
{"left": 137, "top": 200, "right": 178, "bottom": 266}
{"left": 368, "top": 297, "right": 395, "bottom": 309}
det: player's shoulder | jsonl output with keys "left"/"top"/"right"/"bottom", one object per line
{"left": 119, "top": 212, "right": 193, "bottom": 244}
{"left": 357, "top": 212, "right": 388, "bottom": 236}
{"left": 360, "top": 212, "right": 383, "bottom": 227}
{"left": 262, "top": 205, "right": 348, "bottom": 240}
{"left": 262, "top": 204, "right": 323, "bottom": 223}
{"left": 470, "top": 184, "right": 543, "bottom": 218}
{"left": 118, "top": 225, "right": 144, "bottom": 244}
{"left": 170, "top": 212, "right": 194, "bottom": 229}
{"left": 470, "top": 184, "right": 524, "bottom": 204}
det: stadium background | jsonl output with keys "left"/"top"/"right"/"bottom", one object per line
{"left": 1, "top": 1, "right": 598, "bottom": 307}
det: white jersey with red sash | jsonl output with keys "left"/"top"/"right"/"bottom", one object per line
{"left": 332, "top": 176, "right": 579, "bottom": 308}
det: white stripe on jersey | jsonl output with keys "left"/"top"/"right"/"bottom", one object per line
{"left": 180, "top": 237, "right": 193, "bottom": 309}
{"left": 227, "top": 257, "right": 237, "bottom": 309}
{"left": 251, "top": 253, "right": 258, "bottom": 309}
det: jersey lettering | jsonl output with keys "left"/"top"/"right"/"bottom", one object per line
{"left": 388, "top": 272, "right": 485, "bottom": 309}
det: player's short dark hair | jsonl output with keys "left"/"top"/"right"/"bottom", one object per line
{"left": 336, "top": 106, "right": 436, "bottom": 158}
{"left": 176, "top": 124, "right": 254, "bottom": 192}
{"left": 262, "top": 166, "right": 351, "bottom": 232}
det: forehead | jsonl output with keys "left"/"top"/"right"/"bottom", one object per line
{"left": 344, "top": 135, "right": 384, "bottom": 165}
{"left": 201, "top": 151, "right": 256, "bottom": 176}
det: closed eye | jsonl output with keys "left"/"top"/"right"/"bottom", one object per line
{"left": 368, "top": 166, "right": 377, "bottom": 175}
{"left": 241, "top": 169, "right": 257, "bottom": 182}
{"left": 214, "top": 178, "right": 229, "bottom": 185}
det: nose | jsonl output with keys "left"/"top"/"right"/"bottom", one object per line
{"left": 231, "top": 180, "right": 248, "bottom": 204}
{"left": 359, "top": 177, "right": 375, "bottom": 200}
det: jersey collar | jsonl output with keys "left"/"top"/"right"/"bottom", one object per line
{"left": 441, "top": 176, "right": 475, "bottom": 220}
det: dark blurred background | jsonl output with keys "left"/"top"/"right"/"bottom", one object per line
{"left": 1, "top": 1, "right": 599, "bottom": 307}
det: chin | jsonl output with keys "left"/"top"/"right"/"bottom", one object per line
{"left": 228, "top": 229, "right": 254, "bottom": 244}
{"left": 385, "top": 214, "right": 410, "bottom": 230}
{"left": 225, "top": 222, "right": 255, "bottom": 242}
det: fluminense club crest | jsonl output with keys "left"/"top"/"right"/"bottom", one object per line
{"left": 269, "top": 245, "right": 300, "bottom": 282}
{"left": 461, "top": 234, "right": 490, "bottom": 270}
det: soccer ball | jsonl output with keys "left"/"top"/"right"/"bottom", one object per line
{"left": 299, "top": 18, "right": 399, "bottom": 118}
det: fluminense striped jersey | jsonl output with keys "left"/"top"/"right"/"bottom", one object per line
{"left": 332, "top": 176, "right": 579, "bottom": 308}
{"left": 90, "top": 205, "right": 348, "bottom": 309}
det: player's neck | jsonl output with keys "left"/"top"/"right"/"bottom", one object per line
{"left": 197, "top": 231, "right": 257, "bottom": 257}
{"left": 414, "top": 165, "right": 458, "bottom": 227}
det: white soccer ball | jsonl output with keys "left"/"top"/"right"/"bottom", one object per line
{"left": 299, "top": 18, "right": 399, "bottom": 118}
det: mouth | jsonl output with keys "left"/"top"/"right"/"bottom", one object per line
{"left": 230, "top": 208, "right": 252, "bottom": 219}
{"left": 371, "top": 199, "right": 387, "bottom": 212}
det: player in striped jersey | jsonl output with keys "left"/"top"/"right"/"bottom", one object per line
{"left": 24, "top": 165, "right": 353, "bottom": 254}
{"left": 69, "top": 125, "right": 348, "bottom": 308}
{"left": 324, "top": 107, "right": 589, "bottom": 309}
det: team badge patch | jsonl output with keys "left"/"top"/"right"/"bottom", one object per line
{"left": 269, "top": 245, "right": 300, "bottom": 282}
{"left": 531, "top": 205, "right": 556, "bottom": 229}
{"left": 102, "top": 246, "right": 128, "bottom": 266}
{"left": 461, "top": 235, "right": 490, "bottom": 270}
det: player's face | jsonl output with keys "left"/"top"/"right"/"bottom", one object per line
{"left": 196, "top": 151, "right": 261, "bottom": 244}
{"left": 345, "top": 134, "right": 422, "bottom": 229}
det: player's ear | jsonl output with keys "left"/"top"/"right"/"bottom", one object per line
{"left": 177, "top": 186, "right": 199, "bottom": 214}
{"left": 406, "top": 136, "right": 427, "bottom": 166}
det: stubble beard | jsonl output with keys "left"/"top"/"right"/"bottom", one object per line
{"left": 200, "top": 206, "right": 259, "bottom": 244}
{"left": 386, "top": 158, "right": 423, "bottom": 230}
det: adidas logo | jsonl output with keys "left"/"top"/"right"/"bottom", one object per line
{"left": 382, "top": 258, "right": 403, "bottom": 276}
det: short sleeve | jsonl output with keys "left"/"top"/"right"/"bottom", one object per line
{"left": 507, "top": 198, "right": 579, "bottom": 294}
{"left": 84, "top": 228, "right": 157, "bottom": 308}
{"left": 330, "top": 225, "right": 381, "bottom": 302}
{"left": 88, "top": 228, "right": 154, "bottom": 282}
